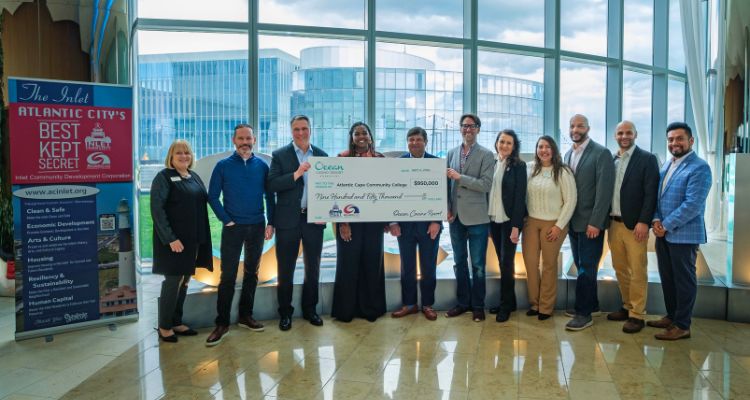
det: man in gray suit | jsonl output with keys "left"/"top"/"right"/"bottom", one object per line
{"left": 564, "top": 114, "right": 615, "bottom": 331}
{"left": 445, "top": 113, "right": 496, "bottom": 322}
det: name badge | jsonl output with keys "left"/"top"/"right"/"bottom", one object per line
{"left": 170, "top": 176, "right": 182, "bottom": 182}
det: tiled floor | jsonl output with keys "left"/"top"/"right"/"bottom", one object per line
{"left": 0, "top": 236, "right": 747, "bottom": 400}
{"left": 2, "top": 294, "right": 748, "bottom": 400}
{"left": 58, "top": 309, "right": 750, "bottom": 400}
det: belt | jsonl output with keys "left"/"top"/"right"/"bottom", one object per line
{"left": 610, "top": 216, "right": 623, "bottom": 223}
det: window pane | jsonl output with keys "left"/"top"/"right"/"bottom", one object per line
{"left": 376, "top": 43, "right": 462, "bottom": 156}
{"left": 478, "top": 0, "right": 545, "bottom": 47}
{"left": 478, "top": 52, "right": 544, "bottom": 153}
{"left": 138, "top": 0, "right": 248, "bottom": 22}
{"left": 623, "top": 0, "right": 653, "bottom": 65}
{"left": 259, "top": 0, "right": 364, "bottom": 29}
{"left": 137, "top": 31, "right": 250, "bottom": 260}
{"left": 376, "top": 0, "right": 463, "bottom": 38}
{"left": 259, "top": 36, "right": 365, "bottom": 156}
{"left": 622, "top": 70, "right": 653, "bottom": 149}
{"left": 137, "top": 31, "right": 249, "bottom": 161}
{"left": 668, "top": 79, "right": 686, "bottom": 123}
{"left": 561, "top": 0, "right": 607, "bottom": 56}
{"left": 559, "top": 61, "right": 606, "bottom": 154}
{"left": 668, "top": 0, "right": 685, "bottom": 71}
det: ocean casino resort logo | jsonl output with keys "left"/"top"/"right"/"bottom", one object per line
{"left": 328, "top": 203, "right": 360, "bottom": 218}
{"left": 342, "top": 204, "right": 360, "bottom": 217}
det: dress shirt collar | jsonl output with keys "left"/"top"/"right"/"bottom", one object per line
{"left": 293, "top": 142, "right": 313, "bottom": 155}
{"left": 572, "top": 137, "right": 591, "bottom": 153}
{"left": 616, "top": 145, "right": 635, "bottom": 159}
{"left": 671, "top": 150, "right": 693, "bottom": 167}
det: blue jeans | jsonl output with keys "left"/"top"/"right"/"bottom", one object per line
{"left": 449, "top": 217, "right": 489, "bottom": 310}
{"left": 568, "top": 230, "right": 604, "bottom": 317}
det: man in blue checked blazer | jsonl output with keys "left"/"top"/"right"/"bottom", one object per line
{"left": 649, "top": 122, "right": 712, "bottom": 341}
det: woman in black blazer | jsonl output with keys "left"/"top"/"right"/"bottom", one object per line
{"left": 487, "top": 129, "right": 527, "bottom": 322}
{"left": 151, "top": 139, "right": 213, "bottom": 343}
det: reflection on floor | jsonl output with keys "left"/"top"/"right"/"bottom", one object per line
{"left": 0, "top": 239, "right": 743, "bottom": 400}
{"left": 61, "top": 310, "right": 750, "bottom": 400}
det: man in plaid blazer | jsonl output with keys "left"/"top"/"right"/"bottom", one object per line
{"left": 649, "top": 122, "right": 712, "bottom": 340}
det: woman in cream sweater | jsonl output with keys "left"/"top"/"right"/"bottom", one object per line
{"left": 522, "top": 135, "right": 576, "bottom": 320}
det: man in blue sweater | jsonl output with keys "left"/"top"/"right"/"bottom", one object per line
{"left": 206, "top": 124, "right": 275, "bottom": 346}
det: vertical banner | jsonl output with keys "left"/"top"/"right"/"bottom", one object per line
{"left": 9, "top": 78, "right": 137, "bottom": 339}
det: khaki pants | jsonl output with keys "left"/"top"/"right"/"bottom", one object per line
{"left": 607, "top": 219, "right": 648, "bottom": 319}
{"left": 522, "top": 217, "right": 567, "bottom": 315}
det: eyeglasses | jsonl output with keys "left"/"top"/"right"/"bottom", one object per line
{"left": 460, "top": 124, "right": 479, "bottom": 130}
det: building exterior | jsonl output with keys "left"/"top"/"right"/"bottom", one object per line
{"left": 138, "top": 46, "right": 543, "bottom": 165}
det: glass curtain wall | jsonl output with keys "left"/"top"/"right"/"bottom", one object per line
{"left": 134, "top": 0, "right": 689, "bottom": 268}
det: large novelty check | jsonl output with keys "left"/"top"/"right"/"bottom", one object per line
{"left": 307, "top": 156, "right": 447, "bottom": 222}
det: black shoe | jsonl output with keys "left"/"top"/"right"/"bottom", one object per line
{"left": 174, "top": 327, "right": 198, "bottom": 336}
{"left": 156, "top": 328, "right": 178, "bottom": 343}
{"left": 489, "top": 307, "right": 500, "bottom": 314}
{"left": 538, "top": 313, "right": 552, "bottom": 321}
{"left": 496, "top": 311, "right": 510, "bottom": 322}
{"left": 304, "top": 313, "right": 324, "bottom": 326}
{"left": 205, "top": 325, "right": 229, "bottom": 347}
{"left": 445, "top": 305, "right": 469, "bottom": 318}
{"left": 279, "top": 316, "right": 292, "bottom": 331}
{"left": 526, "top": 309, "right": 539, "bottom": 316}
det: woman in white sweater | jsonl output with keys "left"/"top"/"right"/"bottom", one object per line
{"left": 522, "top": 135, "right": 576, "bottom": 320}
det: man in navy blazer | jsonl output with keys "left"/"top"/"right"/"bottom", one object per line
{"left": 649, "top": 122, "right": 712, "bottom": 340}
{"left": 606, "top": 121, "right": 659, "bottom": 334}
{"left": 267, "top": 115, "right": 328, "bottom": 331}
{"left": 389, "top": 127, "right": 443, "bottom": 321}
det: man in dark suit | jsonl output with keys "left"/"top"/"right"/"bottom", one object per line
{"left": 606, "top": 120, "right": 659, "bottom": 334}
{"left": 649, "top": 122, "right": 712, "bottom": 340}
{"left": 564, "top": 114, "right": 615, "bottom": 331}
{"left": 267, "top": 115, "right": 328, "bottom": 331}
{"left": 389, "top": 127, "right": 443, "bottom": 321}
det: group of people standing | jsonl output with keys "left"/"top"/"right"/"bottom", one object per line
{"left": 150, "top": 111, "right": 712, "bottom": 346}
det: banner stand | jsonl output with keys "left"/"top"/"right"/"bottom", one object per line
{"left": 9, "top": 77, "right": 138, "bottom": 341}
{"left": 15, "top": 314, "right": 138, "bottom": 341}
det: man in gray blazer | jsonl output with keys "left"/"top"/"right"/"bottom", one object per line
{"left": 445, "top": 113, "right": 496, "bottom": 322}
{"left": 564, "top": 114, "right": 615, "bottom": 331}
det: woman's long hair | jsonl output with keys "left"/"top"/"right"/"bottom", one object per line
{"left": 347, "top": 122, "right": 381, "bottom": 156}
{"left": 531, "top": 135, "right": 568, "bottom": 184}
{"left": 494, "top": 129, "right": 522, "bottom": 167}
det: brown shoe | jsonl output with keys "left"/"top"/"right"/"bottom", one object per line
{"left": 472, "top": 310, "right": 486, "bottom": 322}
{"left": 655, "top": 326, "right": 690, "bottom": 340}
{"left": 238, "top": 316, "right": 265, "bottom": 332}
{"left": 445, "top": 305, "right": 469, "bottom": 318}
{"left": 607, "top": 309, "right": 629, "bottom": 321}
{"left": 422, "top": 306, "right": 438, "bottom": 321}
{"left": 205, "top": 325, "right": 229, "bottom": 347}
{"left": 622, "top": 318, "right": 645, "bottom": 334}
{"left": 646, "top": 316, "right": 673, "bottom": 329}
{"left": 391, "top": 305, "right": 419, "bottom": 318}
